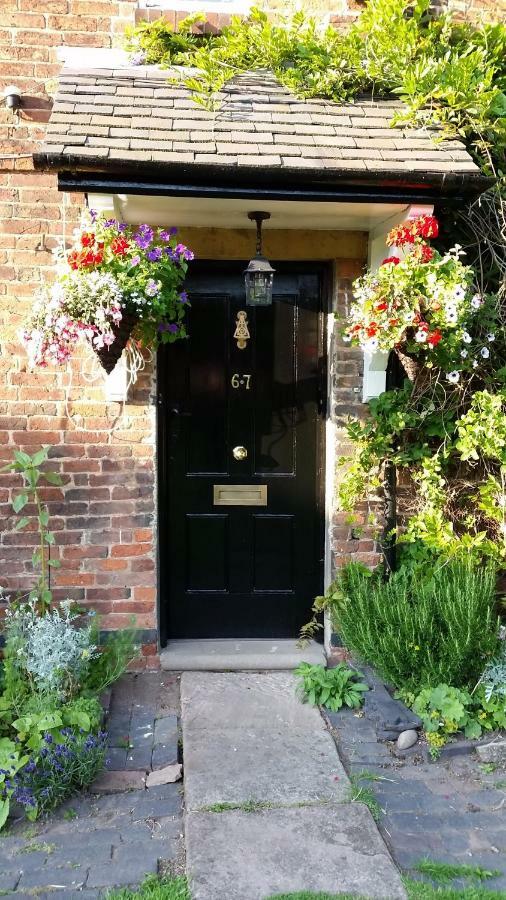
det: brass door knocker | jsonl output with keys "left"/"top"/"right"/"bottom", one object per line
{"left": 234, "top": 310, "right": 250, "bottom": 350}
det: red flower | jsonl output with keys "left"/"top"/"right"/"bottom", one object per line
{"left": 389, "top": 318, "right": 399, "bottom": 326}
{"left": 375, "top": 301, "right": 388, "bottom": 312}
{"left": 111, "top": 236, "right": 129, "bottom": 256}
{"left": 418, "top": 215, "right": 439, "bottom": 239}
{"left": 415, "top": 244, "right": 434, "bottom": 262}
{"left": 81, "top": 232, "right": 95, "bottom": 247}
{"left": 381, "top": 256, "right": 400, "bottom": 266}
{"left": 366, "top": 323, "right": 378, "bottom": 338}
{"left": 427, "top": 330, "right": 442, "bottom": 347}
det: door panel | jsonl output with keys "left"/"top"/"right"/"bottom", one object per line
{"left": 158, "top": 261, "right": 325, "bottom": 640}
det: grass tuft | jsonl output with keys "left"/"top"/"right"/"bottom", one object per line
{"left": 348, "top": 771, "right": 382, "bottom": 822}
{"left": 404, "top": 879, "right": 506, "bottom": 899}
{"left": 105, "top": 874, "right": 190, "bottom": 899}
{"left": 414, "top": 860, "right": 502, "bottom": 884}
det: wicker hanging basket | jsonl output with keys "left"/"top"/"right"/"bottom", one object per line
{"left": 91, "top": 311, "right": 139, "bottom": 374}
{"left": 394, "top": 348, "right": 423, "bottom": 383}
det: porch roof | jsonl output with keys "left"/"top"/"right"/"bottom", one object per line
{"left": 35, "top": 64, "right": 490, "bottom": 197}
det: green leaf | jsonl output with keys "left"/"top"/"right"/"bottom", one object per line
{"left": 31, "top": 448, "right": 48, "bottom": 467}
{"left": 47, "top": 558, "right": 60, "bottom": 568}
{"left": 14, "top": 516, "right": 30, "bottom": 531}
{"left": 44, "top": 471, "right": 63, "bottom": 486}
{"left": 39, "top": 508, "right": 50, "bottom": 527}
{"left": 0, "top": 798, "right": 10, "bottom": 831}
{"left": 14, "top": 450, "right": 32, "bottom": 467}
{"left": 12, "top": 492, "right": 28, "bottom": 513}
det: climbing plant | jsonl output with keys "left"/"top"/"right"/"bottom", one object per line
{"left": 125, "top": 0, "right": 506, "bottom": 174}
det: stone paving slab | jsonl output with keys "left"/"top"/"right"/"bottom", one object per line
{"left": 184, "top": 724, "right": 348, "bottom": 810}
{"left": 181, "top": 671, "right": 319, "bottom": 730}
{"left": 186, "top": 804, "right": 406, "bottom": 900}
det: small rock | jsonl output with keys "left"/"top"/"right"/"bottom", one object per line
{"left": 396, "top": 729, "right": 418, "bottom": 751}
{"left": 476, "top": 739, "right": 506, "bottom": 766}
{"left": 146, "top": 763, "right": 182, "bottom": 788}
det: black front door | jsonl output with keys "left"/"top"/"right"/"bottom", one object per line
{"left": 158, "top": 261, "right": 326, "bottom": 641}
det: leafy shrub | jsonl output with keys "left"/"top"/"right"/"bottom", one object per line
{"left": 295, "top": 662, "right": 368, "bottom": 712}
{"left": 336, "top": 561, "right": 500, "bottom": 692}
{"left": 9, "top": 728, "right": 107, "bottom": 820}
{"left": 479, "top": 642, "right": 506, "bottom": 702}
{"left": 411, "top": 683, "right": 506, "bottom": 758}
{"left": 4, "top": 600, "right": 98, "bottom": 700}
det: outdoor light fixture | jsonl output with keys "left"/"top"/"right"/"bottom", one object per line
{"left": 3, "top": 85, "right": 22, "bottom": 111}
{"left": 244, "top": 211, "right": 275, "bottom": 307}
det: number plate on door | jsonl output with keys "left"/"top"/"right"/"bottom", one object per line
{"left": 213, "top": 485, "right": 267, "bottom": 506}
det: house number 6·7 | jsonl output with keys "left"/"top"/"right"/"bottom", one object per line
{"left": 231, "top": 373, "right": 252, "bottom": 390}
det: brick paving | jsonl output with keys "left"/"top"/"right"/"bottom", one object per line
{"left": 0, "top": 674, "right": 183, "bottom": 898}
{"left": 325, "top": 706, "right": 506, "bottom": 893}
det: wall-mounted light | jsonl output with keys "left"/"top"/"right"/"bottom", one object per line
{"left": 244, "top": 211, "right": 275, "bottom": 307}
{"left": 3, "top": 85, "right": 22, "bottom": 111}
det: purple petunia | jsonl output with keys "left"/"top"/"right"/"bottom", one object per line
{"left": 130, "top": 255, "right": 141, "bottom": 267}
{"left": 159, "top": 227, "right": 177, "bottom": 241}
{"left": 146, "top": 247, "right": 162, "bottom": 262}
{"left": 179, "top": 291, "right": 189, "bottom": 304}
{"left": 158, "top": 323, "right": 179, "bottom": 334}
{"left": 103, "top": 219, "right": 117, "bottom": 228}
{"left": 89, "top": 209, "right": 97, "bottom": 223}
{"left": 117, "top": 222, "right": 128, "bottom": 233}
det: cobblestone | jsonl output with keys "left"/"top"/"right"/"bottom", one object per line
{"left": 326, "top": 706, "right": 506, "bottom": 892}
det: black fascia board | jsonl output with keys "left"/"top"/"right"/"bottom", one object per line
{"left": 51, "top": 156, "right": 494, "bottom": 205}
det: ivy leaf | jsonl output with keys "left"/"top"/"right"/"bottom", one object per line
{"left": 13, "top": 450, "right": 32, "bottom": 467}
{"left": 39, "top": 508, "right": 50, "bottom": 528}
{"left": 47, "top": 558, "right": 61, "bottom": 568}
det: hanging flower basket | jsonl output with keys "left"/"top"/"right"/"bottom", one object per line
{"left": 21, "top": 212, "right": 194, "bottom": 373}
{"left": 91, "top": 310, "right": 140, "bottom": 374}
{"left": 342, "top": 215, "right": 491, "bottom": 387}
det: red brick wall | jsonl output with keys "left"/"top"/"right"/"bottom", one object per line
{"left": 0, "top": 0, "right": 160, "bottom": 669}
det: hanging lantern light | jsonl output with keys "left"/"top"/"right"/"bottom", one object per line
{"left": 244, "top": 211, "right": 275, "bottom": 307}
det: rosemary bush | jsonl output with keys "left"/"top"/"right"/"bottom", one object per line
{"left": 337, "top": 561, "right": 500, "bottom": 691}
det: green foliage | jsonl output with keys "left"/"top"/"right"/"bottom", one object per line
{"left": 295, "top": 662, "right": 368, "bottom": 711}
{"left": 414, "top": 860, "right": 501, "bottom": 884}
{"left": 105, "top": 874, "right": 190, "bottom": 900}
{"left": 404, "top": 881, "right": 506, "bottom": 900}
{"left": 124, "top": 1, "right": 506, "bottom": 173}
{"left": 0, "top": 447, "right": 62, "bottom": 609}
{"left": 348, "top": 770, "right": 383, "bottom": 821}
{"left": 409, "top": 682, "right": 506, "bottom": 757}
{"left": 83, "top": 623, "right": 140, "bottom": 695}
{"left": 335, "top": 561, "right": 500, "bottom": 692}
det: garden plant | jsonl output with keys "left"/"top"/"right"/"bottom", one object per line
{"left": 21, "top": 211, "right": 194, "bottom": 372}
{"left": 0, "top": 449, "right": 138, "bottom": 829}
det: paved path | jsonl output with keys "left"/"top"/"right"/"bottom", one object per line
{"left": 182, "top": 671, "right": 406, "bottom": 900}
{"left": 327, "top": 706, "right": 506, "bottom": 892}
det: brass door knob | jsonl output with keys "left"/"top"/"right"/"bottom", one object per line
{"left": 233, "top": 446, "right": 248, "bottom": 461}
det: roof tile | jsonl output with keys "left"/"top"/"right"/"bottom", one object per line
{"left": 37, "top": 65, "right": 481, "bottom": 182}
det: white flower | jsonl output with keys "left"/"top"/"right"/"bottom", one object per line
{"left": 473, "top": 360, "right": 479, "bottom": 368}
{"left": 462, "top": 331, "right": 472, "bottom": 344}
{"left": 365, "top": 338, "right": 379, "bottom": 351}
{"left": 342, "top": 334, "right": 352, "bottom": 343}
{"left": 446, "top": 308, "right": 458, "bottom": 324}
{"left": 487, "top": 333, "right": 495, "bottom": 342}
{"left": 414, "top": 329, "right": 427, "bottom": 343}
{"left": 481, "top": 346, "right": 490, "bottom": 359}
{"left": 471, "top": 294, "right": 483, "bottom": 309}
{"left": 460, "top": 349, "right": 468, "bottom": 358}
{"left": 446, "top": 371, "right": 460, "bottom": 384}
{"left": 453, "top": 285, "right": 466, "bottom": 300}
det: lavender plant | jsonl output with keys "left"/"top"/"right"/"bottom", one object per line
{"left": 8, "top": 729, "right": 107, "bottom": 820}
